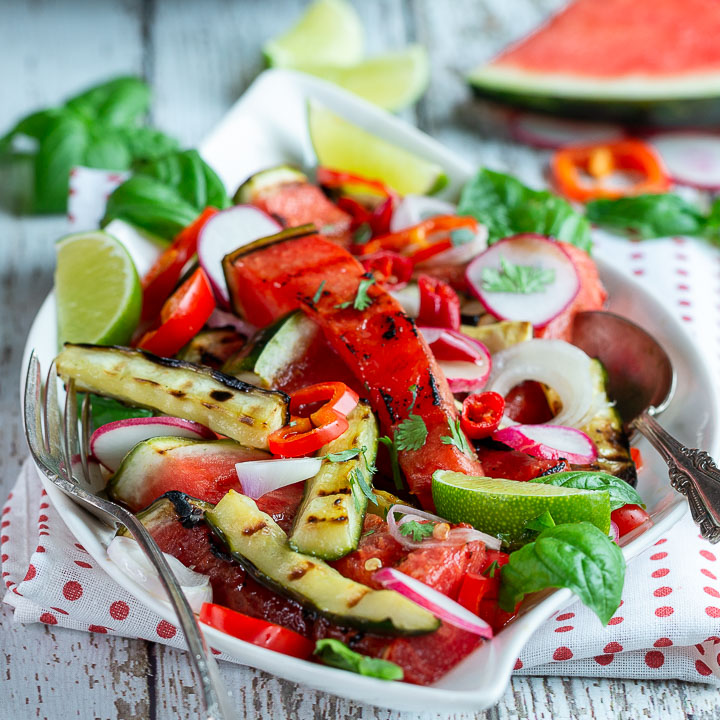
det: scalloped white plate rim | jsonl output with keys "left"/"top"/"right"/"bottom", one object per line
{"left": 20, "top": 69, "right": 719, "bottom": 713}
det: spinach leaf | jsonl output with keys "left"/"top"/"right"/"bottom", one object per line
{"left": 499, "top": 522, "right": 624, "bottom": 625}
{"left": 457, "top": 169, "right": 592, "bottom": 252}
{"left": 586, "top": 194, "right": 707, "bottom": 239}
{"left": 314, "top": 639, "right": 403, "bottom": 681}
{"left": 530, "top": 470, "right": 644, "bottom": 511}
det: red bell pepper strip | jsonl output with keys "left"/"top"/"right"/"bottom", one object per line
{"left": 461, "top": 392, "right": 505, "bottom": 440}
{"left": 417, "top": 274, "right": 461, "bottom": 330}
{"left": 141, "top": 207, "right": 218, "bottom": 322}
{"left": 336, "top": 196, "right": 371, "bottom": 230}
{"left": 137, "top": 268, "right": 216, "bottom": 357}
{"left": 317, "top": 167, "right": 397, "bottom": 200}
{"left": 199, "top": 602, "right": 313, "bottom": 659}
{"left": 552, "top": 140, "right": 670, "bottom": 203}
{"left": 268, "top": 408, "right": 349, "bottom": 457}
{"left": 289, "top": 382, "right": 359, "bottom": 424}
{"left": 630, "top": 447, "right": 644, "bottom": 471}
{"left": 361, "top": 251, "right": 413, "bottom": 290}
{"left": 456, "top": 572, "right": 491, "bottom": 615}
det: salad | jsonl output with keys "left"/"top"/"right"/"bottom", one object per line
{"left": 48, "top": 103, "right": 651, "bottom": 686}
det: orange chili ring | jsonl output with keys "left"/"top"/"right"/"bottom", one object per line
{"left": 551, "top": 140, "right": 670, "bottom": 203}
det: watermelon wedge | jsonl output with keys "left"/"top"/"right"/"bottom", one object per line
{"left": 468, "top": 0, "right": 720, "bottom": 126}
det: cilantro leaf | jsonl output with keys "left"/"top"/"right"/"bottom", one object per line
{"left": 312, "top": 279, "right": 326, "bottom": 304}
{"left": 314, "top": 639, "right": 403, "bottom": 681}
{"left": 326, "top": 447, "right": 361, "bottom": 462}
{"left": 348, "top": 467, "right": 377, "bottom": 512}
{"left": 483, "top": 560, "right": 500, "bottom": 578}
{"left": 335, "top": 276, "right": 376, "bottom": 311}
{"left": 481, "top": 256, "right": 556, "bottom": 294}
{"left": 441, "top": 418, "right": 473, "bottom": 456}
{"left": 379, "top": 436, "right": 403, "bottom": 490}
{"left": 399, "top": 520, "right": 436, "bottom": 542}
{"left": 395, "top": 414, "right": 428, "bottom": 451}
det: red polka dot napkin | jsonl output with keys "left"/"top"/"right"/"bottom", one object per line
{"left": 2, "top": 232, "right": 720, "bottom": 682}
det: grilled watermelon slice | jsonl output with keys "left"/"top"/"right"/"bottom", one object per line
{"left": 468, "top": 0, "right": 720, "bottom": 126}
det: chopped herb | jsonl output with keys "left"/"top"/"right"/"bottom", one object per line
{"left": 483, "top": 560, "right": 500, "bottom": 578}
{"left": 312, "top": 279, "right": 326, "bottom": 304}
{"left": 314, "top": 639, "right": 403, "bottom": 681}
{"left": 399, "top": 520, "right": 435, "bottom": 543}
{"left": 327, "top": 447, "right": 361, "bottom": 462}
{"left": 361, "top": 528, "right": 377, "bottom": 539}
{"left": 441, "top": 418, "right": 473, "bottom": 456}
{"left": 360, "top": 446, "right": 377, "bottom": 474}
{"left": 450, "top": 227, "right": 475, "bottom": 246}
{"left": 335, "top": 276, "right": 376, "bottom": 311}
{"left": 352, "top": 222, "right": 373, "bottom": 245}
{"left": 395, "top": 384, "right": 427, "bottom": 451}
{"left": 379, "top": 436, "right": 403, "bottom": 490}
{"left": 481, "top": 256, "right": 556, "bottom": 294}
{"left": 348, "top": 467, "right": 377, "bottom": 512}
{"left": 524, "top": 510, "right": 556, "bottom": 534}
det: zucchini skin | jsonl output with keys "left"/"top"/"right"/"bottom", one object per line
{"left": 118, "top": 491, "right": 213, "bottom": 536}
{"left": 177, "top": 328, "right": 246, "bottom": 369}
{"left": 206, "top": 490, "right": 439, "bottom": 635}
{"left": 56, "top": 344, "right": 289, "bottom": 450}
{"left": 289, "top": 402, "right": 378, "bottom": 561}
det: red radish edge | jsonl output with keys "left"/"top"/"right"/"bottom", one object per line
{"left": 609, "top": 521, "right": 620, "bottom": 544}
{"left": 374, "top": 567, "right": 493, "bottom": 638}
{"left": 511, "top": 113, "right": 625, "bottom": 150}
{"left": 197, "top": 205, "right": 281, "bottom": 305}
{"left": 90, "top": 417, "right": 215, "bottom": 471}
{"left": 465, "top": 234, "right": 580, "bottom": 329}
{"left": 235, "top": 457, "right": 321, "bottom": 499}
{"left": 492, "top": 423, "right": 597, "bottom": 465}
{"left": 419, "top": 327, "right": 492, "bottom": 393}
{"left": 649, "top": 131, "right": 720, "bottom": 190}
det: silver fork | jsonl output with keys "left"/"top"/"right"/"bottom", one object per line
{"left": 22, "top": 352, "right": 233, "bottom": 720}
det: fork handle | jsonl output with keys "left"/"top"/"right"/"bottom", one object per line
{"left": 117, "top": 506, "right": 233, "bottom": 719}
{"left": 633, "top": 410, "right": 720, "bottom": 544}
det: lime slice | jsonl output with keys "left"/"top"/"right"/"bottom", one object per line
{"left": 309, "top": 100, "right": 448, "bottom": 195}
{"left": 300, "top": 46, "right": 429, "bottom": 111}
{"left": 432, "top": 470, "right": 611, "bottom": 546}
{"left": 264, "top": 0, "right": 364, "bottom": 68}
{"left": 55, "top": 230, "right": 142, "bottom": 346}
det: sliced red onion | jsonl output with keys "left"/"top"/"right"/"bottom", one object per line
{"left": 390, "top": 195, "right": 457, "bottom": 232}
{"left": 386, "top": 504, "right": 501, "bottom": 551}
{"left": 419, "top": 327, "right": 491, "bottom": 393}
{"left": 107, "top": 535, "right": 212, "bottom": 612}
{"left": 466, "top": 234, "right": 580, "bottom": 329}
{"left": 609, "top": 521, "right": 620, "bottom": 543}
{"left": 389, "top": 283, "right": 420, "bottom": 317}
{"left": 236, "top": 457, "right": 322, "bottom": 499}
{"left": 649, "top": 131, "right": 720, "bottom": 190}
{"left": 492, "top": 423, "right": 597, "bottom": 465}
{"left": 374, "top": 567, "right": 493, "bottom": 638}
{"left": 197, "top": 205, "right": 281, "bottom": 305}
{"left": 486, "top": 339, "right": 599, "bottom": 429}
{"left": 90, "top": 417, "right": 215, "bottom": 471}
{"left": 206, "top": 308, "right": 257, "bottom": 337}
{"left": 416, "top": 223, "right": 488, "bottom": 267}
{"left": 510, "top": 113, "right": 625, "bottom": 150}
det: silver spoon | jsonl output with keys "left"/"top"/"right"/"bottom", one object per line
{"left": 572, "top": 310, "right": 720, "bottom": 543}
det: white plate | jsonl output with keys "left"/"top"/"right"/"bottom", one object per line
{"left": 21, "top": 69, "right": 719, "bottom": 713}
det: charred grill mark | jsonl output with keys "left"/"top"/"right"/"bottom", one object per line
{"left": 362, "top": 353, "right": 371, "bottom": 361}
{"left": 538, "top": 462, "right": 567, "bottom": 477}
{"left": 239, "top": 416, "right": 254, "bottom": 426}
{"left": 428, "top": 372, "right": 441, "bottom": 406}
{"left": 317, "top": 487, "right": 351, "bottom": 497}
{"left": 169, "top": 389, "right": 186, "bottom": 398}
{"left": 134, "top": 377, "right": 160, "bottom": 386}
{"left": 379, "top": 390, "right": 397, "bottom": 422}
{"left": 382, "top": 315, "right": 397, "bottom": 340}
{"left": 289, "top": 562, "right": 314, "bottom": 580}
{"left": 202, "top": 402, "right": 218, "bottom": 410}
{"left": 331, "top": 515, "right": 349, "bottom": 523}
{"left": 347, "top": 589, "right": 370, "bottom": 608}
{"left": 162, "top": 491, "right": 208, "bottom": 528}
{"left": 210, "top": 390, "right": 233, "bottom": 402}
{"left": 242, "top": 521, "right": 267, "bottom": 536}
{"left": 207, "top": 534, "right": 234, "bottom": 563}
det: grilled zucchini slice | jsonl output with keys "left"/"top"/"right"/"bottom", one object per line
{"left": 206, "top": 490, "right": 439, "bottom": 635}
{"left": 56, "top": 344, "right": 288, "bottom": 450}
{"left": 460, "top": 321, "right": 532, "bottom": 354}
{"left": 289, "top": 402, "right": 378, "bottom": 560}
{"left": 233, "top": 165, "right": 308, "bottom": 205}
{"left": 177, "top": 328, "right": 246, "bottom": 369}
{"left": 118, "top": 491, "right": 213, "bottom": 536}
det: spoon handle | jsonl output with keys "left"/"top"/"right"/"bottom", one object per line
{"left": 633, "top": 410, "right": 720, "bottom": 544}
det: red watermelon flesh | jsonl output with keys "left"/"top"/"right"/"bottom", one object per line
{"left": 493, "top": 0, "right": 720, "bottom": 78}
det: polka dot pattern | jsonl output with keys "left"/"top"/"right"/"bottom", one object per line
{"left": 109, "top": 601, "right": 129, "bottom": 621}
{"left": 62, "top": 581, "right": 83, "bottom": 602}
{"left": 156, "top": 620, "right": 177, "bottom": 639}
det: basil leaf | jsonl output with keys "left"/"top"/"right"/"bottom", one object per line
{"left": 66, "top": 76, "right": 150, "bottom": 127}
{"left": 119, "top": 126, "right": 179, "bottom": 162}
{"left": 498, "top": 522, "right": 624, "bottom": 625}
{"left": 457, "top": 169, "right": 592, "bottom": 252}
{"left": 586, "top": 194, "right": 706, "bottom": 240}
{"left": 103, "top": 175, "right": 199, "bottom": 238}
{"left": 33, "top": 114, "right": 89, "bottom": 213}
{"left": 0, "top": 108, "right": 65, "bottom": 152}
{"left": 84, "top": 131, "right": 132, "bottom": 171}
{"left": 78, "top": 393, "right": 153, "bottom": 433}
{"left": 314, "top": 639, "right": 403, "bottom": 681}
{"left": 530, "top": 470, "right": 644, "bottom": 511}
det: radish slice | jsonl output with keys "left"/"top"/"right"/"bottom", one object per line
{"left": 90, "top": 417, "right": 215, "bottom": 471}
{"left": 390, "top": 195, "right": 456, "bottom": 232}
{"left": 465, "top": 234, "right": 580, "bottom": 329}
{"left": 387, "top": 504, "right": 501, "bottom": 551}
{"left": 649, "top": 132, "right": 720, "bottom": 189}
{"left": 236, "top": 457, "right": 322, "bottom": 499}
{"left": 107, "top": 535, "right": 212, "bottom": 612}
{"left": 486, "top": 339, "right": 599, "bottom": 429}
{"left": 197, "top": 205, "right": 281, "bottom": 304}
{"left": 419, "top": 327, "right": 491, "bottom": 393}
{"left": 374, "top": 567, "right": 493, "bottom": 638}
{"left": 492, "top": 424, "right": 597, "bottom": 465}
{"left": 511, "top": 113, "right": 625, "bottom": 150}
{"left": 609, "top": 521, "right": 620, "bottom": 543}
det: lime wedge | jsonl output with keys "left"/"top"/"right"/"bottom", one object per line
{"left": 309, "top": 100, "right": 448, "bottom": 195}
{"left": 55, "top": 230, "right": 142, "bottom": 346}
{"left": 264, "top": 0, "right": 364, "bottom": 68}
{"left": 432, "top": 470, "right": 611, "bottom": 546}
{"left": 300, "top": 46, "right": 429, "bottom": 111}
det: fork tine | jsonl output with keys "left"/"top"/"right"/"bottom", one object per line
{"left": 44, "top": 360, "right": 61, "bottom": 460}
{"left": 61, "top": 378, "right": 79, "bottom": 484}
{"left": 79, "top": 392, "right": 92, "bottom": 485}
{"left": 23, "top": 352, "right": 45, "bottom": 460}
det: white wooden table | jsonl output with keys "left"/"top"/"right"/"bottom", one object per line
{"left": 1, "top": 1, "right": 719, "bottom": 717}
